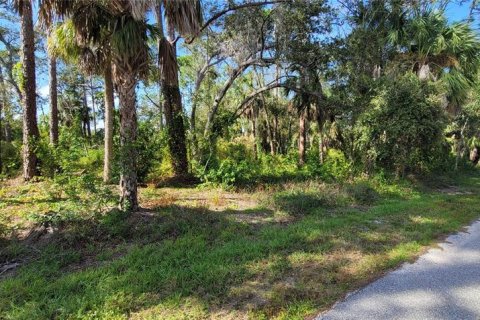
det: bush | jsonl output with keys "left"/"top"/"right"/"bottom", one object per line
{"left": 320, "top": 149, "right": 351, "bottom": 181}
{"left": 0, "top": 141, "right": 20, "bottom": 177}
{"left": 136, "top": 123, "right": 169, "bottom": 182}
{"left": 204, "top": 159, "right": 255, "bottom": 186}
{"left": 346, "top": 182, "right": 379, "bottom": 205}
{"left": 259, "top": 153, "right": 298, "bottom": 178}
{"left": 356, "top": 73, "right": 447, "bottom": 175}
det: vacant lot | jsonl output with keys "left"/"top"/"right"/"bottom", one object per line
{"left": 1, "top": 173, "right": 480, "bottom": 319}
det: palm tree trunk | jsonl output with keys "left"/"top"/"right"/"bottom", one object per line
{"left": 82, "top": 86, "right": 91, "bottom": 139}
{"left": 163, "top": 82, "right": 189, "bottom": 175}
{"left": 103, "top": 58, "right": 114, "bottom": 184}
{"left": 0, "top": 65, "right": 6, "bottom": 174}
{"left": 155, "top": 4, "right": 164, "bottom": 131}
{"left": 162, "top": 17, "right": 189, "bottom": 176}
{"left": 117, "top": 72, "right": 138, "bottom": 210}
{"left": 0, "top": 89, "right": 2, "bottom": 174}
{"left": 49, "top": 56, "right": 59, "bottom": 145}
{"left": 90, "top": 77, "right": 97, "bottom": 135}
{"left": 298, "top": 108, "right": 307, "bottom": 167}
{"left": 20, "top": 0, "right": 39, "bottom": 181}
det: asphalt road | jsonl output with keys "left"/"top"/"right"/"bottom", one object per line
{"left": 317, "top": 220, "right": 480, "bottom": 320}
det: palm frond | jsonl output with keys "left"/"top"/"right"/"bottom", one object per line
{"left": 38, "top": 0, "right": 79, "bottom": 28}
{"left": 71, "top": 2, "right": 112, "bottom": 46}
{"left": 47, "top": 20, "right": 81, "bottom": 63}
{"left": 163, "top": 0, "right": 202, "bottom": 37}
{"left": 110, "top": 16, "right": 149, "bottom": 78}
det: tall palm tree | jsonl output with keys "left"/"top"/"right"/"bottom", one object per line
{"left": 158, "top": 0, "right": 202, "bottom": 177}
{"left": 41, "top": 0, "right": 150, "bottom": 210}
{"left": 15, "top": 0, "right": 40, "bottom": 181}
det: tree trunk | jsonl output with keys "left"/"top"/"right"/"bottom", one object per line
{"left": 117, "top": 72, "right": 138, "bottom": 211}
{"left": 190, "top": 98, "right": 198, "bottom": 157}
{"left": 273, "top": 115, "right": 278, "bottom": 154}
{"left": 163, "top": 83, "right": 189, "bottom": 175}
{"left": 20, "top": 0, "right": 39, "bottom": 181}
{"left": 470, "top": 146, "right": 479, "bottom": 165}
{"left": 49, "top": 56, "right": 59, "bottom": 145}
{"left": 318, "top": 131, "right": 324, "bottom": 163}
{"left": 0, "top": 86, "right": 2, "bottom": 174}
{"left": 204, "top": 63, "right": 249, "bottom": 138}
{"left": 4, "top": 121, "right": 12, "bottom": 143}
{"left": 253, "top": 105, "right": 261, "bottom": 159}
{"left": 103, "top": 58, "right": 114, "bottom": 184}
{"left": 0, "top": 65, "right": 5, "bottom": 174}
{"left": 82, "top": 86, "right": 91, "bottom": 139}
{"left": 262, "top": 98, "right": 276, "bottom": 156}
{"left": 0, "top": 66, "right": 12, "bottom": 144}
{"left": 161, "top": 17, "right": 189, "bottom": 176}
{"left": 316, "top": 107, "right": 325, "bottom": 164}
{"left": 298, "top": 108, "right": 307, "bottom": 167}
{"left": 90, "top": 77, "right": 97, "bottom": 135}
{"left": 155, "top": 3, "right": 164, "bottom": 131}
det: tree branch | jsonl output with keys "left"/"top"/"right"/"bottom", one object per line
{"left": 185, "top": 0, "right": 288, "bottom": 44}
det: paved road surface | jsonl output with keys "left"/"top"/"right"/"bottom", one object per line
{"left": 317, "top": 220, "right": 480, "bottom": 320}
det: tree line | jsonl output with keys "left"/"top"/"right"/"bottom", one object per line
{"left": 1, "top": 0, "right": 480, "bottom": 210}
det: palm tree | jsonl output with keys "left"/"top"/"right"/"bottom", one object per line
{"left": 15, "top": 0, "right": 40, "bottom": 181}
{"left": 158, "top": 0, "right": 202, "bottom": 177}
{"left": 285, "top": 67, "right": 324, "bottom": 167}
{"left": 41, "top": 0, "right": 151, "bottom": 210}
{"left": 42, "top": 0, "right": 202, "bottom": 208}
{"left": 389, "top": 10, "right": 480, "bottom": 110}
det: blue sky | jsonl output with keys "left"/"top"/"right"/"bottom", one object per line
{"left": 445, "top": 1, "right": 471, "bottom": 22}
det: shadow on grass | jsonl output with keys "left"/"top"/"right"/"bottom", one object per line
{"left": 0, "top": 197, "right": 65, "bottom": 206}
{"left": 1, "top": 185, "right": 480, "bottom": 319}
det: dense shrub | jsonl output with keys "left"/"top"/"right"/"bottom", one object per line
{"left": 0, "top": 141, "right": 20, "bottom": 177}
{"left": 356, "top": 73, "right": 447, "bottom": 175}
{"left": 319, "top": 149, "right": 351, "bottom": 181}
{"left": 136, "top": 122, "right": 169, "bottom": 182}
{"left": 204, "top": 159, "right": 255, "bottom": 186}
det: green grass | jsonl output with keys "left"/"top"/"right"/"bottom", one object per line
{"left": 1, "top": 172, "right": 480, "bottom": 319}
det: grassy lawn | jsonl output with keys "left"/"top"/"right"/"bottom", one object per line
{"left": 1, "top": 172, "right": 480, "bottom": 319}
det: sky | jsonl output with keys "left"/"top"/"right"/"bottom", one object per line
{"left": 445, "top": 1, "right": 471, "bottom": 22}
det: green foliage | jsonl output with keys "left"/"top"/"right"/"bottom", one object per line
{"left": 204, "top": 159, "right": 255, "bottom": 186}
{"left": 357, "top": 73, "right": 447, "bottom": 175}
{"left": 258, "top": 153, "right": 299, "bottom": 178}
{"left": 27, "top": 173, "right": 116, "bottom": 227}
{"left": 319, "top": 149, "right": 351, "bottom": 181}
{"left": 99, "top": 209, "right": 131, "bottom": 238}
{"left": 136, "top": 122, "right": 169, "bottom": 182}
{"left": 0, "top": 141, "right": 21, "bottom": 177}
{"left": 3, "top": 172, "right": 480, "bottom": 319}
{"left": 346, "top": 181, "right": 380, "bottom": 205}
